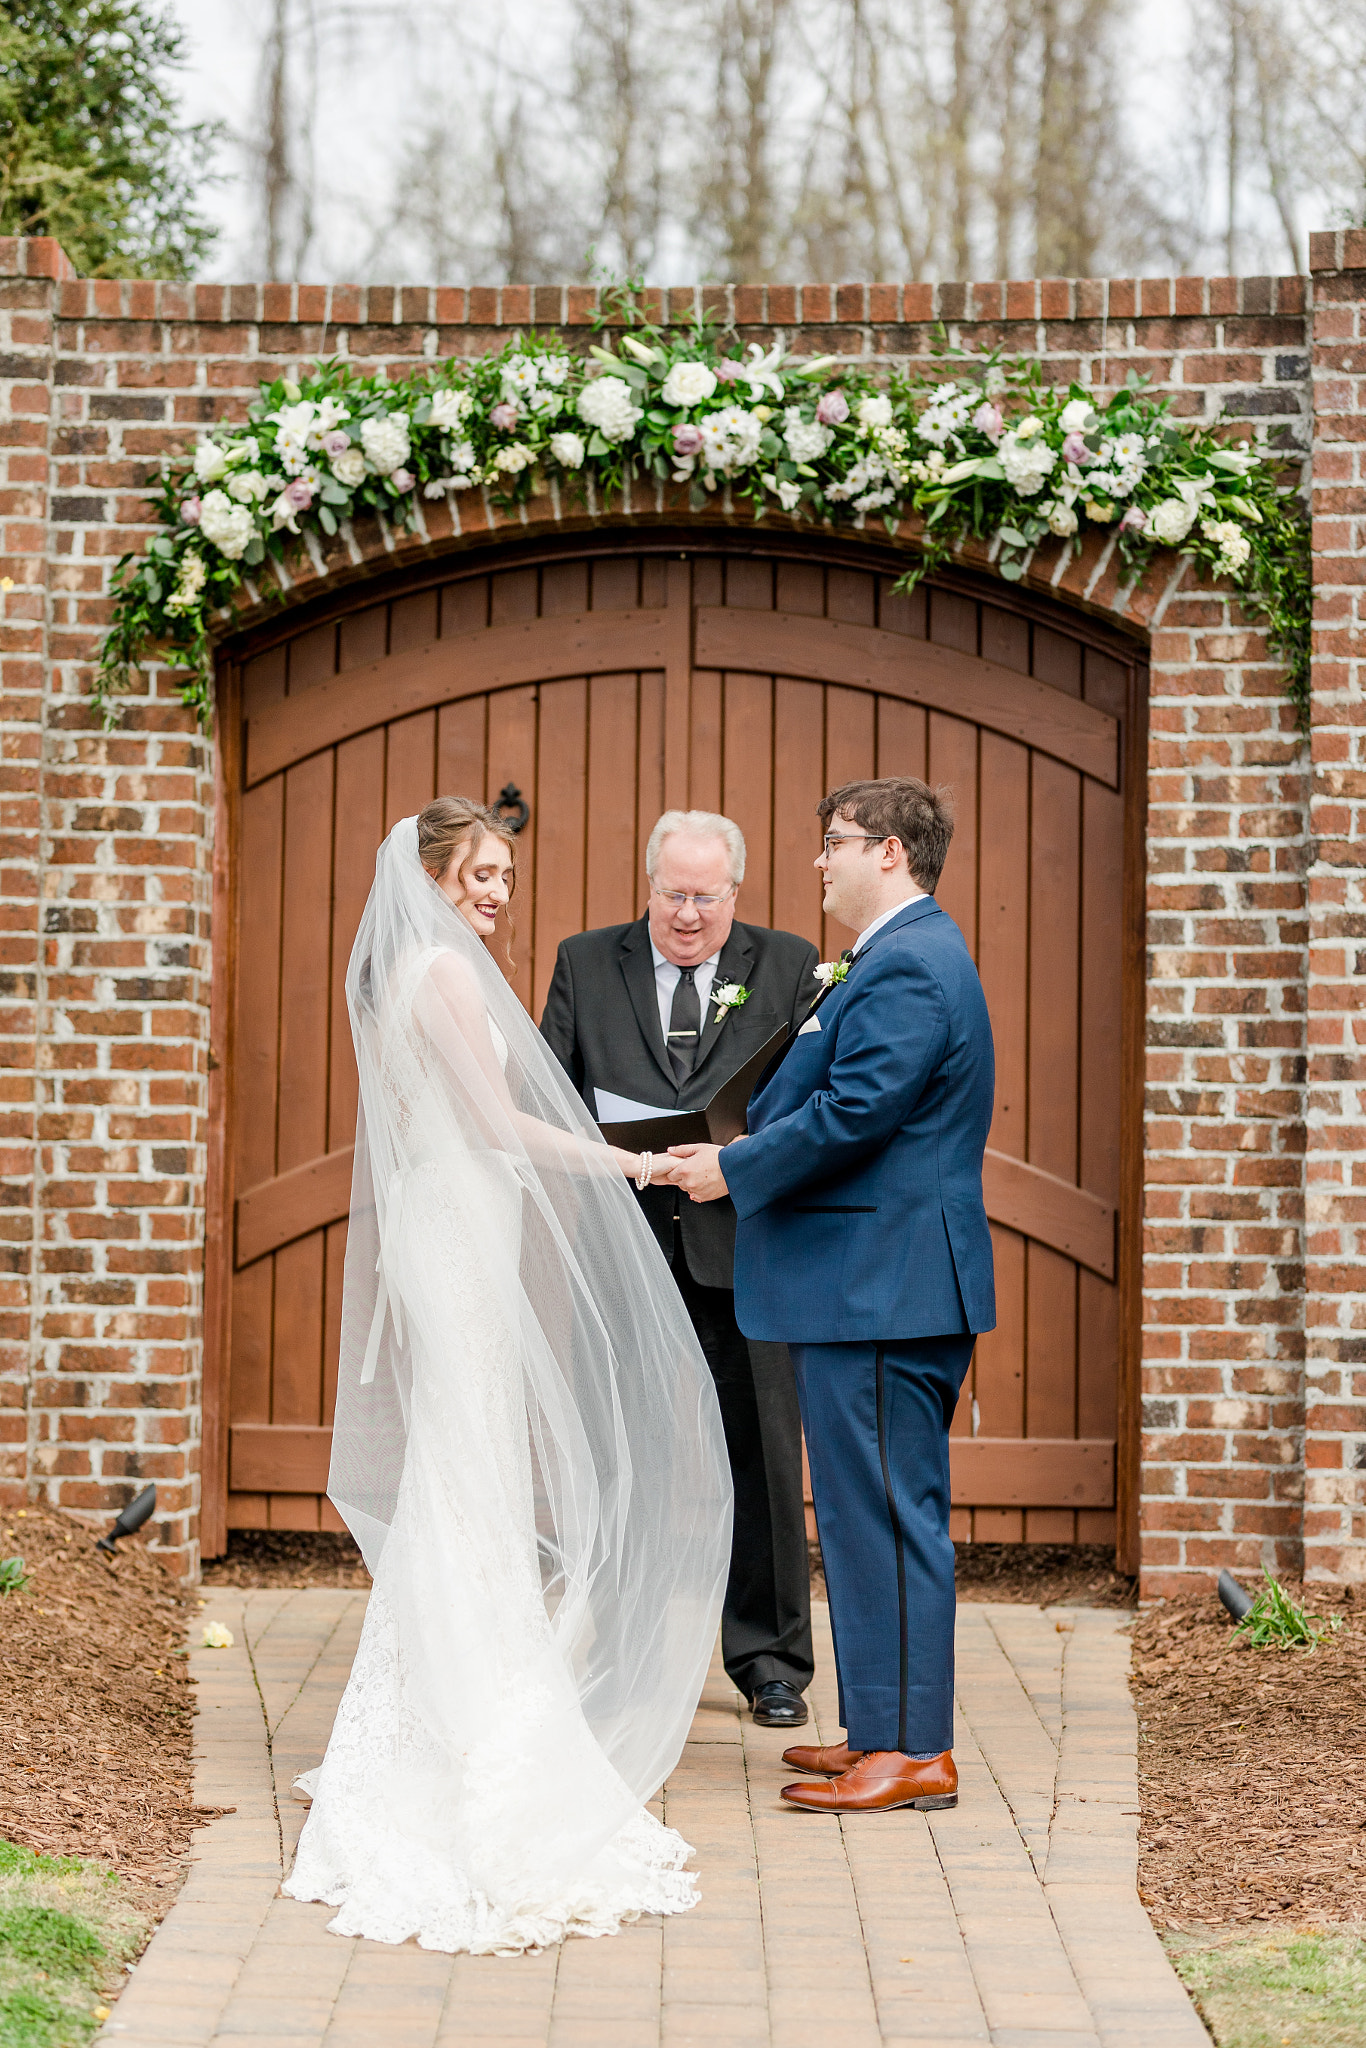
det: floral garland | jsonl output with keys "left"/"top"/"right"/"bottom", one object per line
{"left": 96, "top": 303, "right": 1310, "bottom": 733}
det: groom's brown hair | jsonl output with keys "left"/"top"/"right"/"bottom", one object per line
{"left": 818, "top": 777, "right": 955, "bottom": 893}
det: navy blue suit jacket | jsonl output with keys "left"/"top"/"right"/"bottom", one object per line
{"left": 722, "top": 897, "right": 997, "bottom": 1344}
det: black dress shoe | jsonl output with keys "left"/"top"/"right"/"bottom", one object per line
{"left": 750, "top": 1680, "right": 809, "bottom": 1728}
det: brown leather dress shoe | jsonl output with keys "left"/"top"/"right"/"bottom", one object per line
{"left": 780, "top": 1749, "right": 958, "bottom": 1812}
{"left": 780, "top": 1740, "right": 865, "bottom": 1777}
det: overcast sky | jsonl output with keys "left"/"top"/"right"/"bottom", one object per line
{"left": 168, "top": 0, "right": 1339, "bottom": 284}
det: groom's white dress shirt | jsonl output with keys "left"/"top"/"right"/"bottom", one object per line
{"left": 650, "top": 941, "right": 722, "bottom": 1045}
{"left": 852, "top": 890, "right": 927, "bottom": 955}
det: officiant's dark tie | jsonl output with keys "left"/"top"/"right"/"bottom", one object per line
{"left": 667, "top": 968, "right": 701, "bottom": 1082}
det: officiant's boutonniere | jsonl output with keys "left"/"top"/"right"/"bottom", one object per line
{"left": 712, "top": 981, "right": 750, "bottom": 1024}
{"left": 814, "top": 959, "right": 849, "bottom": 990}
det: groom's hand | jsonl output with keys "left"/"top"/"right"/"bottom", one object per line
{"left": 666, "top": 1143, "right": 730, "bottom": 1203}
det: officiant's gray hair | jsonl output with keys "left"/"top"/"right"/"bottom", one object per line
{"left": 646, "top": 809, "right": 747, "bottom": 886}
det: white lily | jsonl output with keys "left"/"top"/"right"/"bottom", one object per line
{"left": 739, "top": 342, "right": 788, "bottom": 401}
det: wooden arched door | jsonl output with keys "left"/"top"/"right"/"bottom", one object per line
{"left": 207, "top": 543, "right": 1143, "bottom": 1558}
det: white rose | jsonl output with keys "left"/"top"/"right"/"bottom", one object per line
{"left": 197, "top": 489, "right": 256, "bottom": 560}
{"left": 227, "top": 470, "right": 269, "bottom": 504}
{"left": 360, "top": 412, "right": 412, "bottom": 476}
{"left": 201, "top": 1622, "right": 234, "bottom": 1649}
{"left": 330, "top": 447, "right": 366, "bottom": 488}
{"left": 999, "top": 431, "right": 1057, "bottom": 496}
{"left": 429, "top": 389, "right": 472, "bottom": 432}
{"left": 549, "top": 431, "right": 585, "bottom": 469}
{"left": 857, "top": 394, "right": 894, "bottom": 430}
{"left": 1047, "top": 502, "right": 1079, "bottom": 536}
{"left": 661, "top": 360, "right": 718, "bottom": 408}
{"left": 783, "top": 410, "right": 832, "bottom": 463}
{"left": 1149, "top": 497, "right": 1197, "bottom": 546}
{"left": 1059, "top": 399, "right": 1094, "bottom": 434}
{"left": 577, "top": 376, "right": 642, "bottom": 443}
{"left": 193, "top": 441, "right": 229, "bottom": 484}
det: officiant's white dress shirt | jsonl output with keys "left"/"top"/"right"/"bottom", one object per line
{"left": 852, "top": 889, "right": 927, "bottom": 954}
{"left": 649, "top": 941, "right": 722, "bottom": 1047}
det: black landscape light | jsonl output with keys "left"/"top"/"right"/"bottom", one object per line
{"left": 96, "top": 1482, "right": 157, "bottom": 1555}
{"left": 1217, "top": 1567, "right": 1254, "bottom": 1621}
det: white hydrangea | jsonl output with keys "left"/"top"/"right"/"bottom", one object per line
{"left": 330, "top": 447, "right": 366, "bottom": 488}
{"left": 697, "top": 405, "right": 764, "bottom": 474}
{"left": 493, "top": 443, "right": 535, "bottom": 474}
{"left": 1059, "top": 398, "right": 1095, "bottom": 434}
{"left": 198, "top": 489, "right": 256, "bottom": 560}
{"left": 661, "top": 360, "right": 718, "bottom": 408}
{"left": 1201, "top": 517, "right": 1251, "bottom": 574}
{"left": 577, "top": 375, "right": 643, "bottom": 442}
{"left": 165, "top": 552, "right": 207, "bottom": 614}
{"left": 783, "top": 409, "right": 832, "bottom": 463}
{"left": 549, "top": 431, "right": 585, "bottom": 469}
{"left": 227, "top": 470, "right": 270, "bottom": 504}
{"left": 1149, "top": 497, "right": 1198, "bottom": 545}
{"left": 360, "top": 411, "right": 412, "bottom": 475}
{"left": 193, "top": 440, "right": 229, "bottom": 484}
{"left": 429, "top": 389, "right": 472, "bottom": 432}
{"left": 857, "top": 394, "right": 894, "bottom": 431}
{"left": 999, "top": 430, "right": 1058, "bottom": 497}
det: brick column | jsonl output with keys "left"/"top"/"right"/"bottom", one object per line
{"left": 0, "top": 238, "right": 71, "bottom": 1510}
{"left": 1305, "top": 232, "right": 1366, "bottom": 1582}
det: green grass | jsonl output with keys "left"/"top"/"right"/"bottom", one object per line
{"left": 0, "top": 1841, "right": 148, "bottom": 2048}
{"left": 1233, "top": 1571, "right": 1342, "bottom": 1653}
{"left": 1166, "top": 1926, "right": 1366, "bottom": 2046}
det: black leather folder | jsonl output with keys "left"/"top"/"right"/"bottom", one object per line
{"left": 597, "top": 1022, "right": 790, "bottom": 1152}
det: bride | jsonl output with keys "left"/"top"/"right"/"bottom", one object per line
{"left": 282, "top": 797, "right": 732, "bottom": 1955}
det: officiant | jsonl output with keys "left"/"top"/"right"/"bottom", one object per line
{"left": 541, "top": 809, "right": 819, "bottom": 1730}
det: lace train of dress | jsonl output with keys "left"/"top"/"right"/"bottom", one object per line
{"left": 282, "top": 1141, "right": 702, "bottom": 1953}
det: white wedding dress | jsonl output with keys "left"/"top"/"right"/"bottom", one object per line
{"left": 283, "top": 840, "right": 730, "bottom": 1957}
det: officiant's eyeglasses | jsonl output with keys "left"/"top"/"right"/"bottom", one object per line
{"left": 651, "top": 885, "right": 737, "bottom": 911}
{"left": 820, "top": 832, "right": 888, "bottom": 855}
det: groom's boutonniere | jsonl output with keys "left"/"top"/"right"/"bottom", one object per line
{"left": 814, "top": 959, "right": 849, "bottom": 990}
{"left": 711, "top": 981, "right": 750, "bottom": 1024}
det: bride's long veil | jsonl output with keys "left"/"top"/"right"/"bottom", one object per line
{"left": 328, "top": 818, "right": 732, "bottom": 1812}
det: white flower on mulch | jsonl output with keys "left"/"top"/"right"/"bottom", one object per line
{"left": 201, "top": 1622, "right": 235, "bottom": 1649}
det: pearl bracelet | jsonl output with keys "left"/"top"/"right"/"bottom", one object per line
{"left": 635, "top": 1151, "right": 653, "bottom": 1191}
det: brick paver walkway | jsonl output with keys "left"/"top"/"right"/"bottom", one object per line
{"left": 100, "top": 1594, "right": 1205, "bottom": 2047}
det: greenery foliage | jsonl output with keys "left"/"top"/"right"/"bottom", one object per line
{"left": 0, "top": 1557, "right": 28, "bottom": 1596}
{"left": 0, "top": 1840, "right": 146, "bottom": 2048}
{"left": 96, "top": 298, "right": 1311, "bottom": 735}
{"left": 1233, "top": 1568, "right": 1342, "bottom": 1652}
{"left": 1167, "top": 1926, "right": 1366, "bottom": 2048}
{"left": 0, "top": 0, "right": 217, "bottom": 277}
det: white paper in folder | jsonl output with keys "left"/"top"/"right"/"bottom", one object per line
{"left": 593, "top": 1089, "right": 677, "bottom": 1124}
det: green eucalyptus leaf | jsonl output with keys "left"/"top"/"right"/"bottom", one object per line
{"left": 318, "top": 504, "right": 337, "bottom": 535}
{"left": 997, "top": 526, "right": 1028, "bottom": 546}
{"left": 998, "top": 555, "right": 1025, "bottom": 581}
{"left": 244, "top": 536, "right": 265, "bottom": 566}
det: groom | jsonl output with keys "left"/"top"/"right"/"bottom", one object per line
{"left": 540, "top": 808, "right": 820, "bottom": 1730}
{"left": 667, "top": 777, "right": 996, "bottom": 1812}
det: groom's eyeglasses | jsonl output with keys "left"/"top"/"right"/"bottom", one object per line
{"left": 651, "top": 885, "right": 737, "bottom": 911}
{"left": 821, "top": 833, "right": 888, "bottom": 855}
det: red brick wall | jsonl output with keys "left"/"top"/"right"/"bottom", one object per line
{"left": 1, "top": 237, "right": 1354, "bottom": 1590}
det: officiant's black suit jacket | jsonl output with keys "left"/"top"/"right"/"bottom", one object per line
{"left": 540, "top": 915, "right": 820, "bottom": 1289}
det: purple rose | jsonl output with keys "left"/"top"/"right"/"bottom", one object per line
{"left": 1062, "top": 431, "right": 1092, "bottom": 467}
{"left": 322, "top": 430, "right": 350, "bottom": 458}
{"left": 180, "top": 495, "right": 201, "bottom": 526}
{"left": 1120, "top": 505, "right": 1148, "bottom": 532}
{"left": 972, "top": 401, "right": 1004, "bottom": 443}
{"left": 815, "top": 390, "right": 849, "bottom": 426}
{"left": 490, "top": 401, "right": 519, "bottom": 432}
{"left": 284, "top": 478, "right": 313, "bottom": 511}
{"left": 715, "top": 359, "right": 744, "bottom": 384}
{"left": 673, "top": 423, "right": 704, "bottom": 457}
{"left": 391, "top": 468, "right": 416, "bottom": 492}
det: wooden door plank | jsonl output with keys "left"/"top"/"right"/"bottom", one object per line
{"left": 533, "top": 678, "right": 589, "bottom": 1016}
{"left": 234, "top": 779, "right": 285, "bottom": 1188}
{"left": 229, "top": 1262, "right": 274, "bottom": 1426}
{"left": 977, "top": 732, "right": 1029, "bottom": 1161}
{"left": 277, "top": 753, "right": 334, "bottom": 1175}
{"left": 662, "top": 558, "right": 692, "bottom": 811}
{"left": 772, "top": 679, "right": 825, "bottom": 949}
{"left": 236, "top": 1144, "right": 354, "bottom": 1266}
{"left": 1078, "top": 773, "right": 1126, "bottom": 1449}
{"left": 338, "top": 604, "right": 387, "bottom": 674}
{"left": 322, "top": 1218, "right": 347, "bottom": 1429}
{"left": 688, "top": 671, "right": 722, "bottom": 811}
{"left": 271, "top": 1232, "right": 325, "bottom": 1431}
{"left": 822, "top": 685, "right": 875, "bottom": 955}
{"left": 692, "top": 611, "right": 1118, "bottom": 785}
{"left": 384, "top": 708, "right": 436, "bottom": 831}
{"left": 928, "top": 713, "right": 978, "bottom": 954}
{"left": 876, "top": 698, "right": 927, "bottom": 781}
{"left": 487, "top": 685, "right": 538, "bottom": 1009}
{"left": 950, "top": 1437, "right": 1115, "bottom": 1508}
{"left": 241, "top": 642, "right": 286, "bottom": 723}
{"left": 586, "top": 673, "right": 639, "bottom": 931}
{"left": 440, "top": 576, "right": 488, "bottom": 638}
{"left": 827, "top": 567, "right": 875, "bottom": 625}
{"left": 591, "top": 555, "right": 639, "bottom": 611}
{"left": 287, "top": 620, "right": 337, "bottom": 694}
{"left": 437, "top": 695, "right": 488, "bottom": 805}
{"left": 636, "top": 672, "right": 665, "bottom": 918}
{"left": 329, "top": 730, "right": 385, "bottom": 1155}
{"left": 722, "top": 673, "right": 773, "bottom": 928}
{"left": 928, "top": 585, "right": 977, "bottom": 654}
{"left": 982, "top": 1148, "right": 1115, "bottom": 1278}
{"left": 775, "top": 560, "right": 824, "bottom": 616}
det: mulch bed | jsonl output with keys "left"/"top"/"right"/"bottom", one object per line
{"left": 202, "top": 1529, "right": 371, "bottom": 1588}
{"left": 0, "top": 1502, "right": 210, "bottom": 1903}
{"left": 1132, "top": 1583, "right": 1366, "bottom": 1926}
{"left": 954, "top": 1541, "right": 1137, "bottom": 1607}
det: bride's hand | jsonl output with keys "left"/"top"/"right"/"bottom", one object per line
{"left": 607, "top": 1147, "right": 677, "bottom": 1183}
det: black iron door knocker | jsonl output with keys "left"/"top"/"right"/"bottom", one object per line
{"left": 494, "top": 782, "right": 530, "bottom": 835}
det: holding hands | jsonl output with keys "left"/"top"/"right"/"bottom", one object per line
{"left": 609, "top": 1144, "right": 732, "bottom": 1202}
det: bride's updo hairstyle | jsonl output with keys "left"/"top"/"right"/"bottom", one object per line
{"left": 416, "top": 795, "right": 518, "bottom": 955}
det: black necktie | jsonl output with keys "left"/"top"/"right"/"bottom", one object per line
{"left": 667, "top": 967, "right": 701, "bottom": 1082}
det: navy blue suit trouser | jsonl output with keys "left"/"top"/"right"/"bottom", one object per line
{"left": 791, "top": 1334, "right": 975, "bottom": 1756}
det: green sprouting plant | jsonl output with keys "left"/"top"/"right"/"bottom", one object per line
{"left": 1233, "top": 1567, "right": 1342, "bottom": 1651}
{"left": 0, "top": 1557, "right": 28, "bottom": 1596}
